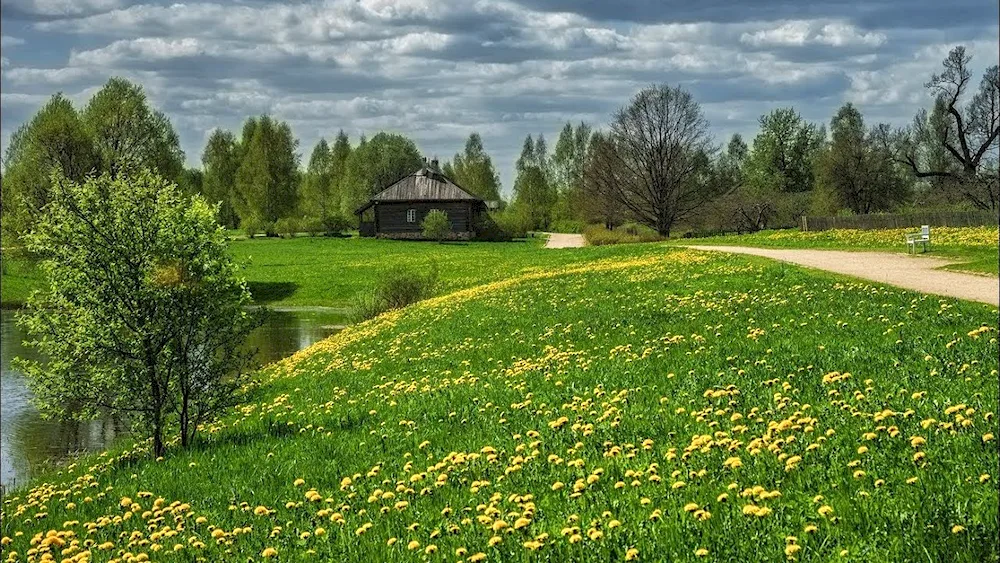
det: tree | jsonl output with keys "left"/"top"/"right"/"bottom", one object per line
{"left": 421, "top": 209, "right": 451, "bottom": 242}
{"left": 301, "top": 138, "right": 334, "bottom": 221}
{"left": 890, "top": 47, "right": 1000, "bottom": 210}
{"left": 328, "top": 130, "right": 352, "bottom": 223}
{"left": 15, "top": 171, "right": 259, "bottom": 457}
{"left": 233, "top": 115, "right": 300, "bottom": 231}
{"left": 450, "top": 133, "right": 501, "bottom": 201}
{"left": 578, "top": 132, "right": 625, "bottom": 228}
{"left": 1, "top": 93, "right": 97, "bottom": 242}
{"left": 201, "top": 129, "right": 241, "bottom": 229}
{"left": 730, "top": 108, "right": 824, "bottom": 230}
{"left": 512, "top": 134, "right": 557, "bottom": 229}
{"left": 177, "top": 168, "right": 204, "bottom": 198}
{"left": 82, "top": 77, "right": 184, "bottom": 181}
{"left": 551, "top": 122, "right": 593, "bottom": 220}
{"left": 340, "top": 132, "right": 422, "bottom": 219}
{"left": 816, "top": 104, "right": 908, "bottom": 214}
{"left": 584, "top": 84, "right": 724, "bottom": 237}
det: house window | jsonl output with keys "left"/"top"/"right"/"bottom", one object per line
{"left": 406, "top": 209, "right": 417, "bottom": 223}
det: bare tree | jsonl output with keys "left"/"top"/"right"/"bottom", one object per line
{"left": 890, "top": 47, "right": 1000, "bottom": 210}
{"left": 584, "top": 84, "right": 724, "bottom": 237}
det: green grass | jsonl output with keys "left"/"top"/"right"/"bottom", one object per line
{"left": 3, "top": 245, "right": 997, "bottom": 562}
{"left": 0, "top": 256, "right": 44, "bottom": 309}
{"left": 674, "top": 226, "right": 999, "bottom": 275}
{"left": 228, "top": 235, "right": 654, "bottom": 308}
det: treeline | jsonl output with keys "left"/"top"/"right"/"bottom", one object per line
{"left": 3, "top": 46, "right": 996, "bottom": 242}
{"left": 506, "top": 46, "right": 998, "bottom": 237}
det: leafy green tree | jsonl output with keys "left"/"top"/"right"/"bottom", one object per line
{"left": 328, "top": 130, "right": 352, "bottom": 224}
{"left": 340, "top": 132, "right": 422, "bottom": 219}
{"left": 816, "top": 104, "right": 909, "bottom": 214}
{"left": 234, "top": 115, "right": 300, "bottom": 231}
{"left": 1, "top": 93, "right": 97, "bottom": 242}
{"left": 82, "top": 77, "right": 184, "bottom": 181}
{"left": 177, "top": 168, "right": 203, "bottom": 197}
{"left": 551, "top": 122, "right": 592, "bottom": 220}
{"left": 201, "top": 129, "right": 241, "bottom": 228}
{"left": 421, "top": 209, "right": 451, "bottom": 242}
{"left": 449, "top": 133, "right": 501, "bottom": 201}
{"left": 15, "top": 171, "right": 259, "bottom": 457}
{"left": 301, "top": 138, "right": 334, "bottom": 222}
{"left": 512, "top": 134, "right": 557, "bottom": 230}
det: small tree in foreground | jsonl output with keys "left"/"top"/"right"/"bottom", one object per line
{"left": 15, "top": 171, "right": 260, "bottom": 457}
{"left": 421, "top": 209, "right": 451, "bottom": 242}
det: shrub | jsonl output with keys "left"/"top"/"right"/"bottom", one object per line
{"left": 242, "top": 217, "right": 274, "bottom": 238}
{"left": 322, "top": 214, "right": 352, "bottom": 234}
{"left": 473, "top": 213, "right": 513, "bottom": 242}
{"left": 549, "top": 219, "right": 585, "bottom": 234}
{"left": 422, "top": 209, "right": 451, "bottom": 242}
{"left": 350, "top": 263, "right": 439, "bottom": 322}
{"left": 582, "top": 224, "right": 664, "bottom": 246}
{"left": 300, "top": 216, "right": 325, "bottom": 236}
{"left": 274, "top": 217, "right": 301, "bottom": 238}
{"left": 493, "top": 209, "right": 530, "bottom": 239}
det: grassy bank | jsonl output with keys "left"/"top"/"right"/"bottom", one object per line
{"left": 674, "top": 226, "right": 999, "bottom": 274}
{"left": 2, "top": 246, "right": 996, "bottom": 562}
{"left": 3, "top": 235, "right": 662, "bottom": 309}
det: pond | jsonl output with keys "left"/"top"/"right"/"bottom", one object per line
{"left": 0, "top": 307, "right": 347, "bottom": 490}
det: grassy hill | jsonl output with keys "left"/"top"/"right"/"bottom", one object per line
{"left": 3, "top": 244, "right": 997, "bottom": 562}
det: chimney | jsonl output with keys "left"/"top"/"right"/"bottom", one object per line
{"left": 430, "top": 158, "right": 439, "bottom": 169}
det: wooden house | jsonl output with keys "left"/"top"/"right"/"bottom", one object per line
{"left": 356, "top": 159, "right": 488, "bottom": 239}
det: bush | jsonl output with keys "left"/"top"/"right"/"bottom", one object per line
{"left": 473, "top": 213, "right": 514, "bottom": 242}
{"left": 582, "top": 224, "right": 664, "bottom": 246}
{"left": 493, "top": 209, "right": 530, "bottom": 239}
{"left": 274, "top": 217, "right": 301, "bottom": 238}
{"left": 300, "top": 216, "right": 325, "bottom": 237}
{"left": 242, "top": 217, "right": 274, "bottom": 238}
{"left": 322, "top": 214, "right": 352, "bottom": 234}
{"left": 549, "top": 219, "right": 585, "bottom": 234}
{"left": 422, "top": 209, "right": 451, "bottom": 242}
{"left": 350, "top": 263, "right": 439, "bottom": 322}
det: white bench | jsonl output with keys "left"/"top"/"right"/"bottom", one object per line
{"left": 905, "top": 225, "right": 930, "bottom": 253}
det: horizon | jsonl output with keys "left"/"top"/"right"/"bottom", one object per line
{"left": 1, "top": 0, "right": 998, "bottom": 195}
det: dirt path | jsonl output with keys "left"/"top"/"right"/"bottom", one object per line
{"left": 544, "top": 233, "right": 586, "bottom": 248}
{"left": 685, "top": 245, "right": 999, "bottom": 307}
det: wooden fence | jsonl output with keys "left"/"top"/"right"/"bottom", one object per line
{"left": 800, "top": 211, "right": 998, "bottom": 231}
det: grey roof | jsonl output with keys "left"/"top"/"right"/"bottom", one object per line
{"left": 356, "top": 166, "right": 482, "bottom": 213}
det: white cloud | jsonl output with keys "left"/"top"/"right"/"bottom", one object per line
{"left": 741, "top": 20, "right": 886, "bottom": 48}
{"left": 4, "top": 0, "right": 122, "bottom": 16}
{"left": 1, "top": 36, "right": 25, "bottom": 48}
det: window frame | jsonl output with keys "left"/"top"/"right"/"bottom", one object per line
{"left": 406, "top": 208, "right": 417, "bottom": 223}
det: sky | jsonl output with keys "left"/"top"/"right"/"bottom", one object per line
{"left": 1, "top": 0, "right": 998, "bottom": 195}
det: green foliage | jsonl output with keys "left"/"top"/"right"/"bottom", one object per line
{"left": 815, "top": 104, "right": 909, "bottom": 214}
{"left": 301, "top": 138, "right": 336, "bottom": 222}
{"left": 340, "top": 132, "right": 423, "bottom": 219}
{"left": 548, "top": 219, "right": 585, "bottom": 233}
{"left": 1, "top": 94, "right": 97, "bottom": 242}
{"left": 82, "top": 77, "right": 184, "bottom": 181}
{"left": 551, "top": 121, "right": 593, "bottom": 221}
{"left": 582, "top": 223, "right": 663, "bottom": 245}
{"left": 201, "top": 129, "right": 241, "bottom": 228}
{"left": 234, "top": 115, "right": 300, "bottom": 226}
{"left": 449, "top": 133, "right": 501, "bottom": 201}
{"left": 14, "top": 171, "right": 259, "bottom": 456}
{"left": 349, "top": 263, "right": 438, "bottom": 321}
{"left": 274, "top": 217, "right": 302, "bottom": 238}
{"left": 421, "top": 209, "right": 451, "bottom": 242}
{"left": 512, "top": 135, "right": 557, "bottom": 230}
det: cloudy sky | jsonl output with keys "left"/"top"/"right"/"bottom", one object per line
{"left": 1, "top": 0, "right": 997, "bottom": 193}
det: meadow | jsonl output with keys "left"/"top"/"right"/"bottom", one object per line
{"left": 2, "top": 244, "right": 997, "bottom": 562}
{"left": 677, "top": 226, "right": 999, "bottom": 274}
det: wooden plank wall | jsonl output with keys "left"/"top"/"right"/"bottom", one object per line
{"left": 376, "top": 202, "right": 476, "bottom": 234}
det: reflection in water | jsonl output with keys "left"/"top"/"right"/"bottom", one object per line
{"left": 0, "top": 307, "right": 346, "bottom": 489}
